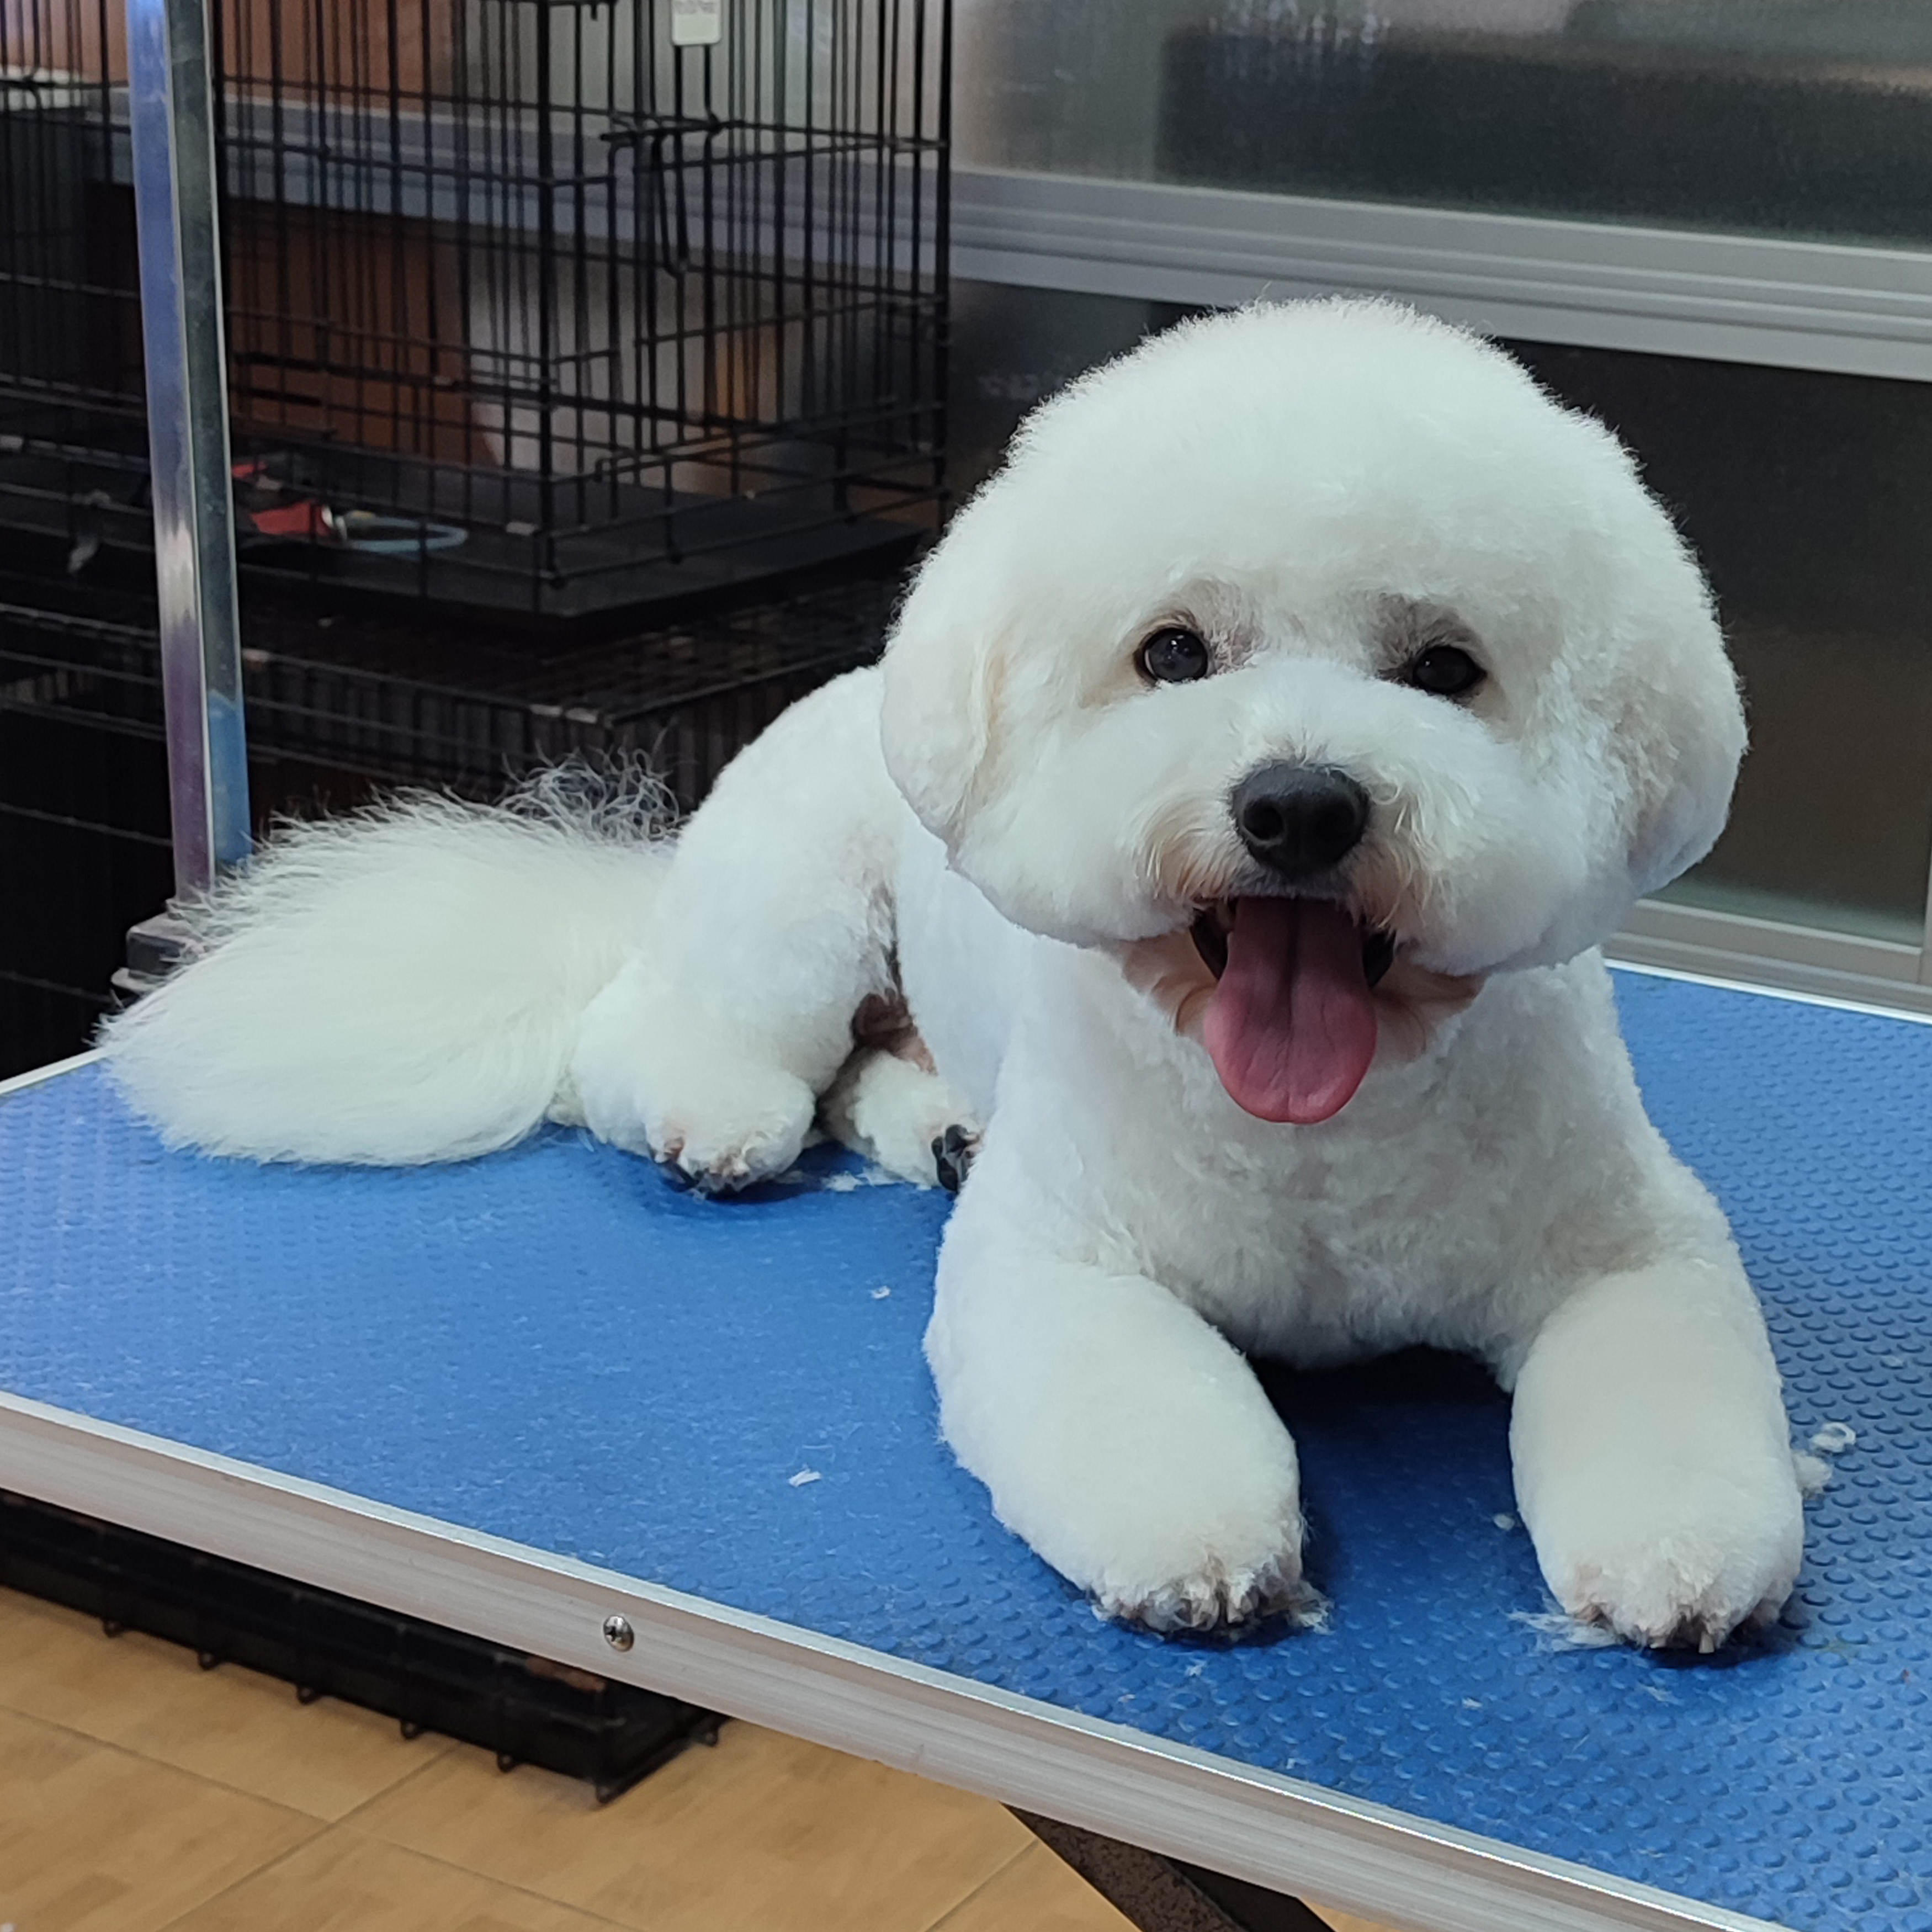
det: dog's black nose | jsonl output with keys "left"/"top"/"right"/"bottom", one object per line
{"left": 1230, "top": 764, "right": 1370, "bottom": 878}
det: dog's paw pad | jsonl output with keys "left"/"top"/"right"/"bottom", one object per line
{"left": 822, "top": 1052, "right": 981, "bottom": 1188}
{"left": 931, "top": 1123, "right": 979, "bottom": 1195}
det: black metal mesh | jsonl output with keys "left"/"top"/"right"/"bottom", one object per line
{"left": 0, "top": 564, "right": 895, "bottom": 1073}
{"left": 1, "top": 0, "right": 949, "bottom": 618}
{"left": 0, "top": 566, "right": 894, "bottom": 803}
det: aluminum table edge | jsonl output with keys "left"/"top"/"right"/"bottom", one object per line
{"left": 0, "top": 1049, "right": 106, "bottom": 1099}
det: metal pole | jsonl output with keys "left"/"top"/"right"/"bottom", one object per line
{"left": 127, "top": 0, "right": 251, "bottom": 900}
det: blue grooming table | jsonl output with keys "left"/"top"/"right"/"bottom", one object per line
{"left": 3, "top": 968, "right": 1929, "bottom": 1932}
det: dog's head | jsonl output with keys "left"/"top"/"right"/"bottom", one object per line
{"left": 879, "top": 301, "right": 1742, "bottom": 1124}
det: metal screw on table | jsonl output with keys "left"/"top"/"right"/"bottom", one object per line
{"left": 602, "top": 1613, "right": 636, "bottom": 1652}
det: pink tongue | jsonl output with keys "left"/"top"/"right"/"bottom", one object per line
{"left": 1202, "top": 899, "right": 1378, "bottom": 1124}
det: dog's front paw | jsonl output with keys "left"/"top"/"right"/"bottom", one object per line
{"left": 644, "top": 1059, "right": 817, "bottom": 1192}
{"left": 1510, "top": 1261, "right": 1806, "bottom": 1652}
{"left": 1538, "top": 1504, "right": 1800, "bottom": 1652}
{"left": 932, "top": 1239, "right": 1316, "bottom": 1636}
{"left": 572, "top": 983, "right": 814, "bottom": 1190}
{"left": 1524, "top": 1450, "right": 1803, "bottom": 1651}
{"left": 1005, "top": 1426, "right": 1309, "bottom": 1635}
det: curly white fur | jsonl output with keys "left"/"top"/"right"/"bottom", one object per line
{"left": 100, "top": 300, "right": 1804, "bottom": 1649}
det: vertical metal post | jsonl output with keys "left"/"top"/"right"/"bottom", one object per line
{"left": 1919, "top": 842, "right": 1932, "bottom": 985}
{"left": 127, "top": 0, "right": 251, "bottom": 900}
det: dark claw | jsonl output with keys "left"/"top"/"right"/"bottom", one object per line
{"left": 932, "top": 1124, "right": 976, "bottom": 1194}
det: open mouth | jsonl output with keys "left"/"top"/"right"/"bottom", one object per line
{"left": 1190, "top": 904, "right": 1394, "bottom": 987}
{"left": 1187, "top": 899, "right": 1395, "bottom": 1126}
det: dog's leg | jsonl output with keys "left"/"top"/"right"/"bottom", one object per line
{"left": 926, "top": 1191, "right": 1310, "bottom": 1631}
{"left": 1508, "top": 1255, "right": 1804, "bottom": 1650}
{"left": 570, "top": 669, "right": 903, "bottom": 1189}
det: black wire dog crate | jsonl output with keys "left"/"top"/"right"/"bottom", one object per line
{"left": 1, "top": 0, "right": 949, "bottom": 620}
{"left": 0, "top": 564, "right": 894, "bottom": 1075}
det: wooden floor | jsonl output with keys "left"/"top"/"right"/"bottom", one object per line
{"left": 0, "top": 1583, "right": 1392, "bottom": 1932}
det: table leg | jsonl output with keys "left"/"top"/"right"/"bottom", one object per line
{"left": 1013, "top": 1810, "right": 1334, "bottom": 1932}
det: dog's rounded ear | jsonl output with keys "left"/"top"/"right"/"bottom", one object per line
{"left": 878, "top": 497, "right": 1010, "bottom": 842}
{"left": 1613, "top": 574, "right": 1747, "bottom": 904}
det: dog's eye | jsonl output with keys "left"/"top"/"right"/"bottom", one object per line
{"left": 1138, "top": 627, "right": 1211, "bottom": 685}
{"left": 1406, "top": 643, "right": 1485, "bottom": 699}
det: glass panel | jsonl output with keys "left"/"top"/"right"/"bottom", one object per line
{"left": 1506, "top": 341, "right": 1932, "bottom": 946}
{"left": 959, "top": 1, "right": 1932, "bottom": 246}
{"left": 949, "top": 280, "right": 1179, "bottom": 491}
{"left": 951, "top": 281, "right": 1932, "bottom": 945}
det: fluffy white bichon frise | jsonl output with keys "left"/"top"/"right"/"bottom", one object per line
{"left": 104, "top": 299, "right": 1806, "bottom": 1650}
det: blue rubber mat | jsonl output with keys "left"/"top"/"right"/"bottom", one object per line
{"left": 4, "top": 970, "right": 1931, "bottom": 1932}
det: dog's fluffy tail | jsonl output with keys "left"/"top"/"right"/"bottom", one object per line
{"left": 99, "top": 769, "right": 669, "bottom": 1165}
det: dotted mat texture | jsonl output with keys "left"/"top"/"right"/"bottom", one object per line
{"left": 3, "top": 972, "right": 1930, "bottom": 1932}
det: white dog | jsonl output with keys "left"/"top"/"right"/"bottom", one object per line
{"left": 104, "top": 300, "right": 1806, "bottom": 1650}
